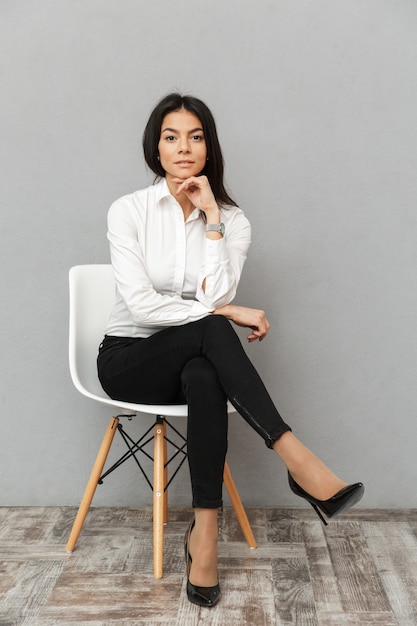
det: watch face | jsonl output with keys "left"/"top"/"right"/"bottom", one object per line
{"left": 219, "top": 223, "right": 225, "bottom": 236}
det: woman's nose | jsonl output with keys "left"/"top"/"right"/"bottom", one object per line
{"left": 178, "top": 138, "right": 190, "bottom": 152}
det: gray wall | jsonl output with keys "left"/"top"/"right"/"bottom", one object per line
{"left": 1, "top": 0, "right": 416, "bottom": 508}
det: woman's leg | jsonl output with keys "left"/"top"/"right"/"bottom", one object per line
{"left": 181, "top": 357, "right": 228, "bottom": 509}
{"left": 191, "top": 316, "right": 348, "bottom": 499}
{"left": 98, "top": 316, "right": 347, "bottom": 501}
{"left": 180, "top": 358, "right": 227, "bottom": 587}
{"left": 97, "top": 317, "right": 355, "bottom": 588}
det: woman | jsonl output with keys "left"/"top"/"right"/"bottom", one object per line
{"left": 97, "top": 93, "right": 364, "bottom": 607}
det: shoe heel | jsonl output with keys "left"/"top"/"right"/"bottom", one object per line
{"left": 310, "top": 503, "right": 328, "bottom": 526}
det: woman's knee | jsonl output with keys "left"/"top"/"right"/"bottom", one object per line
{"left": 199, "top": 314, "right": 240, "bottom": 346}
{"left": 205, "top": 313, "right": 233, "bottom": 331}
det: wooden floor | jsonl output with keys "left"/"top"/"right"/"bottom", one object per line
{"left": 1, "top": 506, "right": 417, "bottom": 625}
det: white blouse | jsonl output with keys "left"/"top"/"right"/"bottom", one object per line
{"left": 105, "top": 178, "right": 252, "bottom": 338}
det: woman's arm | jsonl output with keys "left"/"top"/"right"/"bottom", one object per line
{"left": 174, "top": 175, "right": 252, "bottom": 310}
{"left": 174, "top": 173, "right": 263, "bottom": 338}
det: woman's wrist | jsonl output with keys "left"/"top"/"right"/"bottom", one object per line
{"left": 212, "top": 303, "right": 234, "bottom": 318}
{"left": 204, "top": 205, "right": 220, "bottom": 223}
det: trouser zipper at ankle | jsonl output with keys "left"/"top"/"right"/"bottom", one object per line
{"left": 231, "top": 395, "right": 275, "bottom": 448}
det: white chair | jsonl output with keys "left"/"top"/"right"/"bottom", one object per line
{"left": 66, "top": 264, "right": 256, "bottom": 578}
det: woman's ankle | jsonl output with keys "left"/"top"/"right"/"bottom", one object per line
{"left": 194, "top": 508, "right": 219, "bottom": 536}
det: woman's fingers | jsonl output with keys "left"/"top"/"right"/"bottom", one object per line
{"left": 172, "top": 176, "right": 217, "bottom": 213}
{"left": 173, "top": 176, "right": 205, "bottom": 194}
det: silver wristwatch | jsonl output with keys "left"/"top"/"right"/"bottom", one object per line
{"left": 206, "top": 223, "right": 225, "bottom": 237}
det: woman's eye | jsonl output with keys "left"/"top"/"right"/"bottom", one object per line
{"left": 166, "top": 136, "right": 176, "bottom": 142}
{"left": 192, "top": 135, "right": 204, "bottom": 141}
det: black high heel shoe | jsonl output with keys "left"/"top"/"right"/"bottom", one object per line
{"left": 288, "top": 472, "right": 364, "bottom": 526}
{"left": 184, "top": 520, "right": 221, "bottom": 608}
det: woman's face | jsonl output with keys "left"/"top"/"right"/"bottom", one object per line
{"left": 158, "top": 109, "right": 207, "bottom": 182}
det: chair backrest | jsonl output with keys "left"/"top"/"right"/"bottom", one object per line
{"left": 69, "top": 264, "right": 231, "bottom": 417}
{"left": 69, "top": 264, "right": 116, "bottom": 401}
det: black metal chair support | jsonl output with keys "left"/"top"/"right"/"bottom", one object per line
{"left": 98, "top": 415, "right": 188, "bottom": 493}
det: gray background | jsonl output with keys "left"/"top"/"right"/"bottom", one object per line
{"left": 1, "top": 0, "right": 416, "bottom": 508}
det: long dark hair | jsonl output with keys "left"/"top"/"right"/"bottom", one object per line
{"left": 142, "top": 93, "right": 237, "bottom": 207}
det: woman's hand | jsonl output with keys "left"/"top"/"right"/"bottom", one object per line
{"left": 172, "top": 175, "right": 220, "bottom": 221}
{"left": 213, "top": 304, "right": 270, "bottom": 342}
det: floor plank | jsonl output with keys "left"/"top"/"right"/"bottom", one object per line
{"left": 271, "top": 556, "right": 318, "bottom": 626}
{"left": 324, "top": 521, "right": 391, "bottom": 613}
{"left": 363, "top": 520, "right": 417, "bottom": 625}
{"left": 0, "top": 559, "right": 65, "bottom": 626}
{"left": 37, "top": 572, "right": 184, "bottom": 623}
{"left": 302, "top": 520, "right": 344, "bottom": 613}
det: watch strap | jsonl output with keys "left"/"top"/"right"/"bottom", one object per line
{"left": 206, "top": 223, "right": 225, "bottom": 236}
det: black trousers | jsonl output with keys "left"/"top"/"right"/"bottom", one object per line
{"left": 97, "top": 315, "right": 291, "bottom": 508}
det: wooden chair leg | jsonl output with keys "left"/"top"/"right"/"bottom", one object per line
{"left": 153, "top": 417, "right": 165, "bottom": 578}
{"left": 223, "top": 461, "right": 257, "bottom": 549}
{"left": 162, "top": 419, "right": 168, "bottom": 525}
{"left": 66, "top": 416, "right": 119, "bottom": 552}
